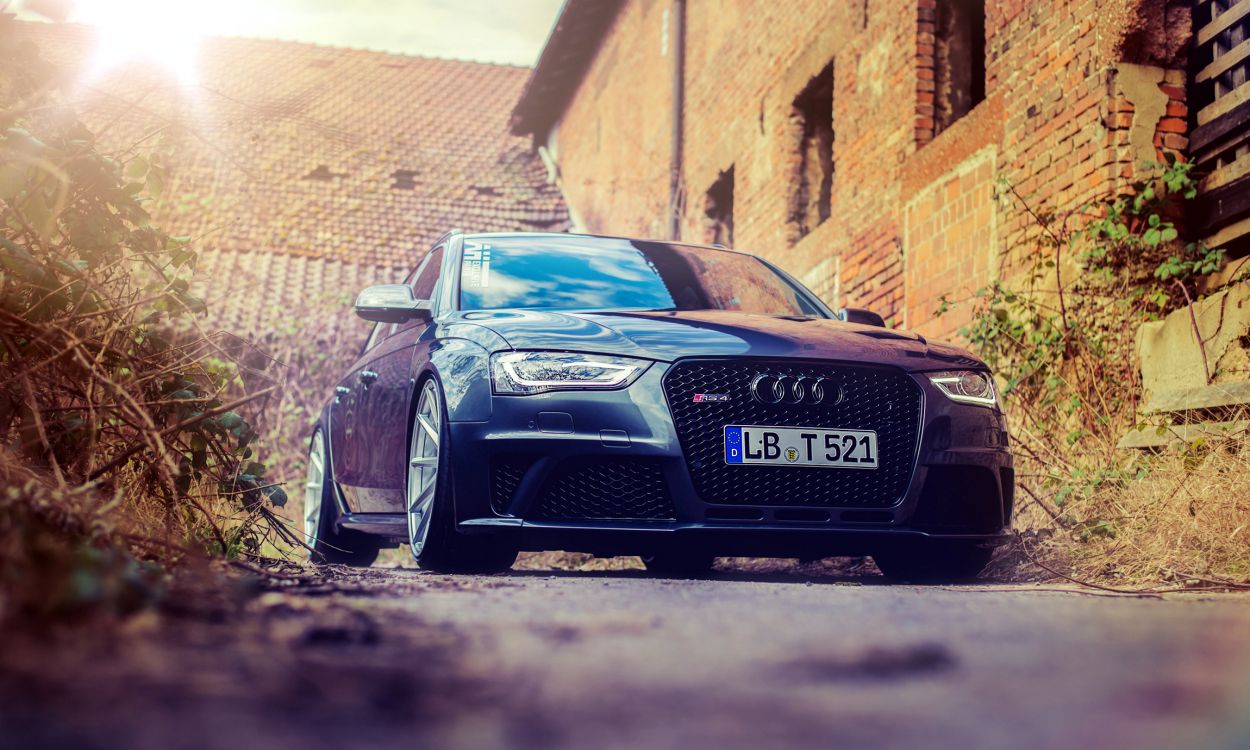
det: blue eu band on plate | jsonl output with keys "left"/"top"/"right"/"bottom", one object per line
{"left": 724, "top": 425, "right": 878, "bottom": 469}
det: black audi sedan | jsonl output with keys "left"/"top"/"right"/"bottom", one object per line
{"left": 303, "top": 230, "right": 1013, "bottom": 580}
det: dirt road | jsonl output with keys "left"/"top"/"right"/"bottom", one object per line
{"left": 5, "top": 563, "right": 1250, "bottom": 750}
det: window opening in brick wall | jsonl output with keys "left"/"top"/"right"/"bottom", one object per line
{"left": 919, "top": 0, "right": 985, "bottom": 143}
{"left": 789, "top": 62, "right": 834, "bottom": 242}
{"left": 704, "top": 166, "right": 734, "bottom": 246}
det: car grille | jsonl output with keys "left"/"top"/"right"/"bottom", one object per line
{"left": 490, "top": 455, "right": 534, "bottom": 514}
{"left": 663, "top": 360, "right": 922, "bottom": 508}
{"left": 530, "top": 459, "right": 676, "bottom": 521}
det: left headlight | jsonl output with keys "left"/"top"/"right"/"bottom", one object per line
{"left": 927, "top": 370, "right": 997, "bottom": 407}
{"left": 491, "top": 351, "right": 651, "bottom": 395}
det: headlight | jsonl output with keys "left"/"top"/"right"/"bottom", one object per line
{"left": 927, "top": 370, "right": 997, "bottom": 407}
{"left": 491, "top": 351, "right": 650, "bottom": 395}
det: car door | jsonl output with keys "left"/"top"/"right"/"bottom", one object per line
{"left": 327, "top": 318, "right": 393, "bottom": 511}
{"left": 345, "top": 246, "right": 445, "bottom": 513}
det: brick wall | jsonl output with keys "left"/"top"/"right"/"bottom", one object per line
{"left": 546, "top": 0, "right": 1190, "bottom": 339}
{"left": 553, "top": 0, "right": 674, "bottom": 239}
{"left": 903, "top": 147, "right": 997, "bottom": 336}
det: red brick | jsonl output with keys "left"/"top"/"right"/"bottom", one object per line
{"left": 1162, "top": 133, "right": 1189, "bottom": 151}
{"left": 1156, "top": 117, "right": 1187, "bottom": 134}
{"left": 1159, "top": 83, "right": 1185, "bottom": 100}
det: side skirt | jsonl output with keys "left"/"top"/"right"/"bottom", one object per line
{"left": 338, "top": 513, "right": 407, "bottom": 542}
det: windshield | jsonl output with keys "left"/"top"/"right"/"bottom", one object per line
{"left": 458, "top": 236, "right": 826, "bottom": 316}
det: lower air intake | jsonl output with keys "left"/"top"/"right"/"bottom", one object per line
{"left": 530, "top": 459, "right": 676, "bottom": 521}
{"left": 490, "top": 455, "right": 534, "bottom": 514}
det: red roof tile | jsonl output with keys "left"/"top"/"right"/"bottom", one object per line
{"left": 191, "top": 249, "right": 382, "bottom": 346}
{"left": 23, "top": 22, "right": 568, "bottom": 276}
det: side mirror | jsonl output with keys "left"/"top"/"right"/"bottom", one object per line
{"left": 354, "top": 284, "right": 432, "bottom": 324}
{"left": 836, "top": 307, "right": 886, "bottom": 328}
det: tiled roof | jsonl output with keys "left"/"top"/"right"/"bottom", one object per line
{"left": 191, "top": 249, "right": 382, "bottom": 346}
{"left": 23, "top": 22, "right": 568, "bottom": 277}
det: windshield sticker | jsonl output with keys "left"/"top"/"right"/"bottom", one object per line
{"left": 463, "top": 241, "right": 492, "bottom": 287}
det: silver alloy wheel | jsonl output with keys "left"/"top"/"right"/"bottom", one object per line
{"left": 304, "top": 430, "right": 325, "bottom": 554}
{"left": 407, "top": 379, "right": 441, "bottom": 559}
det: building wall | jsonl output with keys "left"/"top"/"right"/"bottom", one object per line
{"left": 554, "top": 0, "right": 675, "bottom": 240}
{"left": 548, "top": 0, "right": 1189, "bottom": 339}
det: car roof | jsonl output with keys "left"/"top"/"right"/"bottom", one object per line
{"left": 459, "top": 230, "right": 762, "bottom": 260}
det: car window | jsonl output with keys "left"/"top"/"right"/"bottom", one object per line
{"left": 412, "top": 247, "right": 443, "bottom": 300}
{"left": 386, "top": 246, "right": 445, "bottom": 338}
{"left": 358, "top": 246, "right": 445, "bottom": 357}
{"left": 458, "top": 236, "right": 824, "bottom": 316}
{"left": 362, "top": 321, "right": 388, "bottom": 353}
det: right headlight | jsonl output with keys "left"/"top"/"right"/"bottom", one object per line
{"left": 926, "top": 370, "right": 997, "bottom": 407}
{"left": 490, "top": 351, "right": 651, "bottom": 395}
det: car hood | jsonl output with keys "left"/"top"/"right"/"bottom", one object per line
{"left": 458, "top": 309, "right": 984, "bottom": 372}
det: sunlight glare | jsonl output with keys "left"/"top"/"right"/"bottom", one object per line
{"left": 74, "top": 0, "right": 207, "bottom": 85}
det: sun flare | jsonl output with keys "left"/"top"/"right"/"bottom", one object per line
{"left": 73, "top": 0, "right": 207, "bottom": 85}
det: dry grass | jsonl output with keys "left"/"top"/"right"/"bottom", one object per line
{"left": 510, "top": 552, "right": 882, "bottom": 578}
{"left": 1011, "top": 428, "right": 1250, "bottom": 589}
{"left": 514, "top": 552, "right": 646, "bottom": 572}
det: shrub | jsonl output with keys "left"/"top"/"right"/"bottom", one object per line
{"left": 0, "top": 16, "right": 293, "bottom": 623}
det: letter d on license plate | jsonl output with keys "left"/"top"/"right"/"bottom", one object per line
{"left": 724, "top": 425, "right": 878, "bottom": 469}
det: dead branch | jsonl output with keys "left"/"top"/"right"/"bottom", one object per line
{"left": 1174, "top": 279, "right": 1212, "bottom": 385}
{"left": 1015, "top": 535, "right": 1164, "bottom": 598}
{"left": 86, "top": 385, "right": 278, "bottom": 482}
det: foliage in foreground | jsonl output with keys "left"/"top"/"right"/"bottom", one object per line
{"left": 0, "top": 17, "right": 295, "bottom": 625}
{"left": 941, "top": 159, "right": 1248, "bottom": 587}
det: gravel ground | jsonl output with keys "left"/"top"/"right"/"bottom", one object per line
{"left": 4, "top": 563, "right": 1250, "bottom": 750}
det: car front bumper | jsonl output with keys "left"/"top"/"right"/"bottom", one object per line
{"left": 445, "top": 360, "right": 1014, "bottom": 558}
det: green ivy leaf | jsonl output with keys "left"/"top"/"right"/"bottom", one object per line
{"left": 125, "top": 156, "right": 148, "bottom": 179}
{"left": 145, "top": 169, "right": 164, "bottom": 198}
{"left": 263, "top": 485, "right": 288, "bottom": 508}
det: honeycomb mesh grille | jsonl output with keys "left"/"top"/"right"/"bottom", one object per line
{"left": 663, "top": 360, "right": 922, "bottom": 508}
{"left": 490, "top": 455, "right": 534, "bottom": 514}
{"left": 531, "top": 459, "right": 676, "bottom": 521}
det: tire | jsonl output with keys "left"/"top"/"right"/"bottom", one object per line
{"left": 304, "top": 428, "right": 381, "bottom": 567}
{"left": 873, "top": 541, "right": 993, "bottom": 583}
{"left": 406, "top": 377, "right": 517, "bottom": 574}
{"left": 642, "top": 551, "right": 715, "bottom": 577}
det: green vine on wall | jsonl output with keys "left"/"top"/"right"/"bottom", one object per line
{"left": 936, "top": 158, "right": 1227, "bottom": 521}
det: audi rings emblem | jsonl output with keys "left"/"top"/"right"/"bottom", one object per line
{"left": 749, "top": 373, "right": 841, "bottom": 406}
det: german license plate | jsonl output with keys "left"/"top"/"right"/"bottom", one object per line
{"left": 723, "top": 425, "right": 878, "bottom": 469}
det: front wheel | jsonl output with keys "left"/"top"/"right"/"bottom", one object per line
{"left": 304, "top": 429, "right": 381, "bottom": 567}
{"left": 872, "top": 542, "right": 993, "bottom": 582}
{"left": 406, "top": 378, "right": 517, "bottom": 574}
